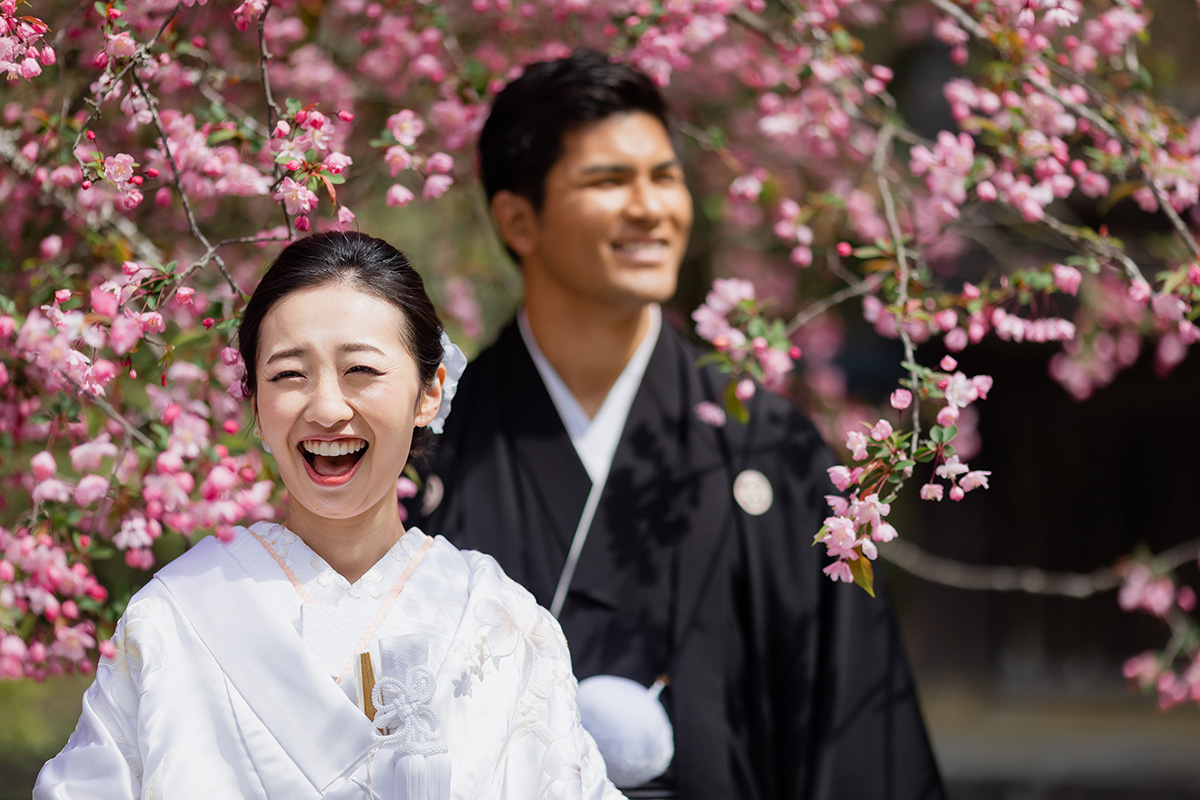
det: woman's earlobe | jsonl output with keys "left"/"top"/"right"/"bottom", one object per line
{"left": 416, "top": 363, "right": 447, "bottom": 427}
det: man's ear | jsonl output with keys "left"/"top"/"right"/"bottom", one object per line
{"left": 490, "top": 190, "right": 538, "bottom": 259}
{"left": 415, "top": 363, "right": 446, "bottom": 428}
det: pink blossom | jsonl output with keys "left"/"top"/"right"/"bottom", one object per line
{"left": 704, "top": 278, "right": 756, "bottom": 316}
{"left": 827, "top": 465, "right": 856, "bottom": 491}
{"left": 936, "top": 455, "right": 969, "bottom": 479}
{"left": 845, "top": 430, "right": 869, "bottom": 461}
{"left": 873, "top": 522, "right": 898, "bottom": 542}
{"left": 822, "top": 560, "right": 854, "bottom": 583}
{"left": 948, "top": 486, "right": 965, "bottom": 501}
{"left": 890, "top": 389, "right": 912, "bottom": 410}
{"left": 936, "top": 404, "right": 960, "bottom": 426}
{"left": 74, "top": 475, "right": 110, "bottom": 506}
{"left": 386, "top": 184, "right": 414, "bottom": 208}
{"left": 944, "top": 371, "right": 979, "bottom": 408}
{"left": 825, "top": 495, "right": 849, "bottom": 516}
{"left": 869, "top": 419, "right": 893, "bottom": 441}
{"left": 70, "top": 434, "right": 118, "bottom": 472}
{"left": 114, "top": 514, "right": 161, "bottom": 551}
{"left": 693, "top": 401, "right": 726, "bottom": 427}
{"left": 1127, "top": 279, "right": 1152, "bottom": 305}
{"left": 106, "top": 32, "right": 137, "bottom": 60}
{"left": 920, "top": 483, "right": 944, "bottom": 501}
{"left": 386, "top": 110, "right": 425, "bottom": 147}
{"left": 426, "top": 152, "right": 454, "bottom": 175}
{"left": 103, "top": 154, "right": 136, "bottom": 189}
{"left": 273, "top": 177, "right": 319, "bottom": 216}
{"left": 385, "top": 146, "right": 412, "bottom": 176}
{"left": 323, "top": 152, "right": 353, "bottom": 174}
{"left": 32, "top": 478, "right": 72, "bottom": 504}
{"left": 30, "top": 450, "right": 56, "bottom": 480}
{"left": 90, "top": 286, "right": 119, "bottom": 317}
{"left": 959, "top": 470, "right": 991, "bottom": 492}
{"left": 735, "top": 378, "right": 756, "bottom": 401}
{"left": 1151, "top": 293, "right": 1188, "bottom": 322}
{"left": 822, "top": 516, "right": 859, "bottom": 559}
{"left": 423, "top": 174, "right": 453, "bottom": 201}
{"left": 1053, "top": 264, "right": 1082, "bottom": 295}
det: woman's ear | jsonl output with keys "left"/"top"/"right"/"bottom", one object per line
{"left": 490, "top": 190, "right": 538, "bottom": 258}
{"left": 415, "top": 363, "right": 446, "bottom": 428}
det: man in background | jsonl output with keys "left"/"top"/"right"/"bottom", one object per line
{"left": 416, "top": 49, "right": 944, "bottom": 799}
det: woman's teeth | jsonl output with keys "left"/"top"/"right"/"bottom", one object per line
{"left": 301, "top": 440, "right": 366, "bottom": 457}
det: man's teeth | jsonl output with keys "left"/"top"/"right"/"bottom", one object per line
{"left": 616, "top": 241, "right": 665, "bottom": 251}
{"left": 302, "top": 440, "right": 366, "bottom": 457}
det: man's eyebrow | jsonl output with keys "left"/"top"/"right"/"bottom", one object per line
{"left": 264, "top": 342, "right": 386, "bottom": 365}
{"left": 578, "top": 158, "right": 682, "bottom": 175}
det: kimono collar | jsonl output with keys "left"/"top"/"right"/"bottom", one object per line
{"left": 518, "top": 303, "right": 662, "bottom": 486}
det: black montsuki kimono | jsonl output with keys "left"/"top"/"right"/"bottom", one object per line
{"left": 414, "top": 320, "right": 945, "bottom": 800}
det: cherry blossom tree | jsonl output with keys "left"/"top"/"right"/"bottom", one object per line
{"left": 1, "top": 0, "right": 1198, "bottom": 708}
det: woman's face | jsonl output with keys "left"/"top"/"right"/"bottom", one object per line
{"left": 254, "top": 282, "right": 442, "bottom": 525}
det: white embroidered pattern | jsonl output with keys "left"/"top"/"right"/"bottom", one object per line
{"left": 372, "top": 667, "right": 448, "bottom": 755}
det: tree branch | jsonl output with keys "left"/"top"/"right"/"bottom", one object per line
{"left": 0, "top": 129, "right": 161, "bottom": 264}
{"left": 131, "top": 73, "right": 242, "bottom": 298}
{"left": 257, "top": 0, "right": 294, "bottom": 240}
{"left": 883, "top": 537, "right": 1200, "bottom": 598}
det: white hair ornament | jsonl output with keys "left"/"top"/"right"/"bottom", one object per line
{"left": 429, "top": 331, "right": 467, "bottom": 435}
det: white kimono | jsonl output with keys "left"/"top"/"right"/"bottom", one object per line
{"left": 35, "top": 523, "right": 623, "bottom": 799}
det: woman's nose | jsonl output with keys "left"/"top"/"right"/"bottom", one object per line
{"left": 304, "top": 376, "right": 353, "bottom": 426}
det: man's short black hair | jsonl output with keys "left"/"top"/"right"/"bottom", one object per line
{"left": 478, "top": 48, "right": 672, "bottom": 212}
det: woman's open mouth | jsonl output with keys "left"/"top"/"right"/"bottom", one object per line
{"left": 299, "top": 438, "right": 368, "bottom": 485}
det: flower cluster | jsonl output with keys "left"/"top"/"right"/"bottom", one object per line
{"left": 1118, "top": 561, "right": 1200, "bottom": 710}
{"left": 691, "top": 278, "right": 799, "bottom": 418}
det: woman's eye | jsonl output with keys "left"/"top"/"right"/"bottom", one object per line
{"left": 268, "top": 370, "right": 302, "bottom": 381}
{"left": 348, "top": 365, "right": 382, "bottom": 375}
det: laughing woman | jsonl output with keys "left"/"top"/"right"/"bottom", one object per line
{"left": 36, "top": 232, "right": 622, "bottom": 799}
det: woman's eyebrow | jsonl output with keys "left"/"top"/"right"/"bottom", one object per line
{"left": 339, "top": 343, "right": 387, "bottom": 357}
{"left": 263, "top": 342, "right": 385, "bottom": 366}
{"left": 264, "top": 346, "right": 307, "bottom": 365}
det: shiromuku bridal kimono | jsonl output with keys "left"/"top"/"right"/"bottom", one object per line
{"left": 35, "top": 522, "right": 623, "bottom": 799}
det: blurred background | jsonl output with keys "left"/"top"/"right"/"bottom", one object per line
{"left": 5, "top": 1, "right": 1200, "bottom": 797}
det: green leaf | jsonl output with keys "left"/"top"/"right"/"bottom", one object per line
{"left": 929, "top": 425, "right": 947, "bottom": 444}
{"left": 848, "top": 557, "right": 876, "bottom": 597}
{"left": 942, "top": 424, "right": 958, "bottom": 442}
{"left": 705, "top": 125, "right": 726, "bottom": 150}
{"left": 695, "top": 351, "right": 729, "bottom": 369}
{"left": 208, "top": 128, "right": 241, "bottom": 146}
{"left": 722, "top": 380, "right": 749, "bottom": 424}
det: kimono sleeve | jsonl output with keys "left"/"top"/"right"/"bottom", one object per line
{"left": 34, "top": 598, "right": 161, "bottom": 799}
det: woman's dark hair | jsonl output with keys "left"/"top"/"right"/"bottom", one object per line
{"left": 478, "top": 48, "right": 672, "bottom": 213}
{"left": 237, "top": 231, "right": 444, "bottom": 462}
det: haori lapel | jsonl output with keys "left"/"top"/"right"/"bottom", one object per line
{"left": 495, "top": 323, "right": 592, "bottom": 552}
{"left": 153, "top": 538, "right": 379, "bottom": 795}
{"left": 566, "top": 326, "right": 733, "bottom": 634}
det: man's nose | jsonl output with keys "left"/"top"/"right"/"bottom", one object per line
{"left": 625, "top": 176, "right": 665, "bottom": 223}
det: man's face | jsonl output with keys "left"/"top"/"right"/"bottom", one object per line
{"left": 517, "top": 111, "right": 694, "bottom": 315}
